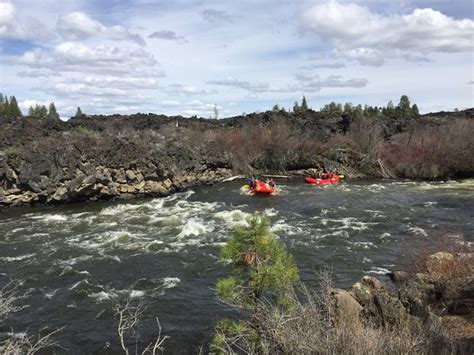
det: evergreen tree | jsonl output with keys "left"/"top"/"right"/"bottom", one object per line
{"left": 382, "top": 100, "right": 396, "bottom": 119}
{"left": 29, "top": 104, "right": 48, "bottom": 118}
{"left": 4, "top": 96, "right": 9, "bottom": 117}
{"left": 301, "top": 96, "right": 309, "bottom": 112}
{"left": 213, "top": 213, "right": 299, "bottom": 350}
{"left": 412, "top": 104, "right": 420, "bottom": 118}
{"left": 397, "top": 95, "right": 412, "bottom": 119}
{"left": 8, "top": 96, "right": 22, "bottom": 117}
{"left": 343, "top": 102, "right": 353, "bottom": 115}
{"left": 272, "top": 104, "right": 280, "bottom": 112}
{"left": 293, "top": 100, "right": 300, "bottom": 114}
{"left": 0, "top": 93, "right": 4, "bottom": 116}
{"left": 48, "top": 102, "right": 60, "bottom": 120}
{"left": 321, "top": 102, "right": 343, "bottom": 119}
{"left": 75, "top": 107, "right": 83, "bottom": 118}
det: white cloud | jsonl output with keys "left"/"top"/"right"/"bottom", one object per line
{"left": 164, "top": 83, "right": 217, "bottom": 96}
{"left": 57, "top": 12, "right": 145, "bottom": 45}
{"left": 208, "top": 77, "right": 270, "bottom": 93}
{"left": 294, "top": 73, "right": 368, "bottom": 92}
{"left": 14, "top": 42, "right": 159, "bottom": 77}
{"left": 148, "top": 30, "right": 186, "bottom": 43}
{"left": 201, "top": 9, "right": 233, "bottom": 23}
{"left": 302, "top": 1, "right": 474, "bottom": 65}
{"left": 0, "top": 0, "right": 52, "bottom": 40}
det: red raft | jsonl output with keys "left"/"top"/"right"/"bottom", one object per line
{"left": 250, "top": 180, "right": 277, "bottom": 195}
{"left": 305, "top": 175, "right": 340, "bottom": 185}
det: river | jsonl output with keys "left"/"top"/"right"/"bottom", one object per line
{"left": 0, "top": 179, "right": 473, "bottom": 353}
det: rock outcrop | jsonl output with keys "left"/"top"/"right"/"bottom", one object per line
{"left": 332, "top": 252, "right": 474, "bottom": 351}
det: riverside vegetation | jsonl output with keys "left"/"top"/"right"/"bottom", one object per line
{"left": 210, "top": 214, "right": 474, "bottom": 354}
{"left": 0, "top": 94, "right": 473, "bottom": 207}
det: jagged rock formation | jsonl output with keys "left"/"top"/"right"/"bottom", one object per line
{"left": 332, "top": 252, "right": 474, "bottom": 351}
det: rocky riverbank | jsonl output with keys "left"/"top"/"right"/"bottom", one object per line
{"left": 331, "top": 251, "right": 474, "bottom": 352}
{"left": 1, "top": 108, "right": 472, "bottom": 207}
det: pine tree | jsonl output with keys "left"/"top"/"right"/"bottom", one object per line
{"left": 4, "top": 96, "right": 9, "bottom": 117}
{"left": 48, "top": 102, "right": 60, "bottom": 120}
{"left": 293, "top": 100, "right": 300, "bottom": 114}
{"left": 75, "top": 107, "right": 83, "bottom": 118}
{"left": 213, "top": 213, "right": 299, "bottom": 350}
{"left": 9, "top": 96, "right": 22, "bottom": 117}
{"left": 412, "top": 104, "right": 420, "bottom": 118}
{"left": 0, "top": 93, "right": 4, "bottom": 116}
{"left": 397, "top": 95, "right": 412, "bottom": 119}
{"left": 28, "top": 106, "right": 35, "bottom": 116}
{"left": 343, "top": 102, "right": 353, "bottom": 115}
{"left": 383, "top": 100, "right": 396, "bottom": 119}
{"left": 272, "top": 104, "right": 280, "bottom": 112}
{"left": 301, "top": 96, "right": 309, "bottom": 112}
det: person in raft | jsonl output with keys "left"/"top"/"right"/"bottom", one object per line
{"left": 266, "top": 177, "right": 275, "bottom": 187}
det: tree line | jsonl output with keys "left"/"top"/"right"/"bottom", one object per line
{"left": 273, "top": 95, "right": 420, "bottom": 120}
{"left": 0, "top": 94, "right": 22, "bottom": 118}
{"left": 0, "top": 92, "right": 87, "bottom": 120}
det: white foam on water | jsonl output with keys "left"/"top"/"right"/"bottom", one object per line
{"left": 320, "top": 217, "right": 377, "bottom": 231}
{"left": 424, "top": 201, "right": 437, "bottom": 206}
{"left": 417, "top": 179, "right": 474, "bottom": 191}
{"left": 214, "top": 210, "right": 251, "bottom": 227}
{"left": 99, "top": 203, "right": 144, "bottom": 216}
{"left": 264, "top": 208, "right": 279, "bottom": 217}
{"left": 351, "top": 241, "right": 377, "bottom": 249}
{"left": 30, "top": 214, "right": 68, "bottom": 222}
{"left": 9, "top": 227, "right": 26, "bottom": 234}
{"left": 129, "top": 290, "right": 145, "bottom": 298}
{"left": 362, "top": 257, "right": 372, "bottom": 263}
{"left": 177, "top": 217, "right": 215, "bottom": 238}
{"left": 89, "top": 291, "right": 118, "bottom": 302}
{"left": 0, "top": 253, "right": 35, "bottom": 262}
{"left": 367, "top": 267, "right": 390, "bottom": 275}
{"left": 405, "top": 227, "right": 428, "bottom": 237}
{"left": 44, "top": 289, "right": 59, "bottom": 299}
{"left": 367, "top": 184, "right": 386, "bottom": 193}
{"left": 56, "top": 255, "right": 94, "bottom": 267}
{"left": 270, "top": 220, "right": 303, "bottom": 236}
{"left": 162, "top": 277, "right": 180, "bottom": 289}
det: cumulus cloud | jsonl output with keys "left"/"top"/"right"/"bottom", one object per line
{"left": 148, "top": 30, "right": 186, "bottom": 42}
{"left": 164, "top": 83, "right": 217, "bottom": 96}
{"left": 0, "top": 0, "right": 52, "bottom": 40}
{"left": 301, "top": 62, "right": 346, "bottom": 69}
{"left": 201, "top": 9, "right": 233, "bottom": 23}
{"left": 208, "top": 77, "right": 269, "bottom": 93}
{"left": 302, "top": 1, "right": 474, "bottom": 65}
{"left": 57, "top": 12, "right": 145, "bottom": 45}
{"left": 293, "top": 73, "right": 368, "bottom": 92}
{"left": 13, "top": 42, "right": 159, "bottom": 77}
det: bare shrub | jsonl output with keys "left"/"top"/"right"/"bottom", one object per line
{"left": 114, "top": 298, "right": 168, "bottom": 355}
{"left": 214, "top": 271, "right": 429, "bottom": 354}
{"left": 347, "top": 116, "right": 384, "bottom": 159}
{"left": 0, "top": 280, "right": 63, "bottom": 354}
{"left": 0, "top": 327, "right": 64, "bottom": 354}
{"left": 0, "top": 281, "right": 24, "bottom": 321}
{"left": 380, "top": 119, "right": 474, "bottom": 178}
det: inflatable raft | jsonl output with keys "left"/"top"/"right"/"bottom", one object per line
{"left": 305, "top": 175, "right": 340, "bottom": 185}
{"left": 242, "top": 180, "right": 277, "bottom": 195}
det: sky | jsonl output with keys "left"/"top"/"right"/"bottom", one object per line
{"left": 0, "top": 0, "right": 473, "bottom": 119}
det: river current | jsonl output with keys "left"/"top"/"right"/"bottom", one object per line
{"left": 0, "top": 179, "right": 473, "bottom": 353}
